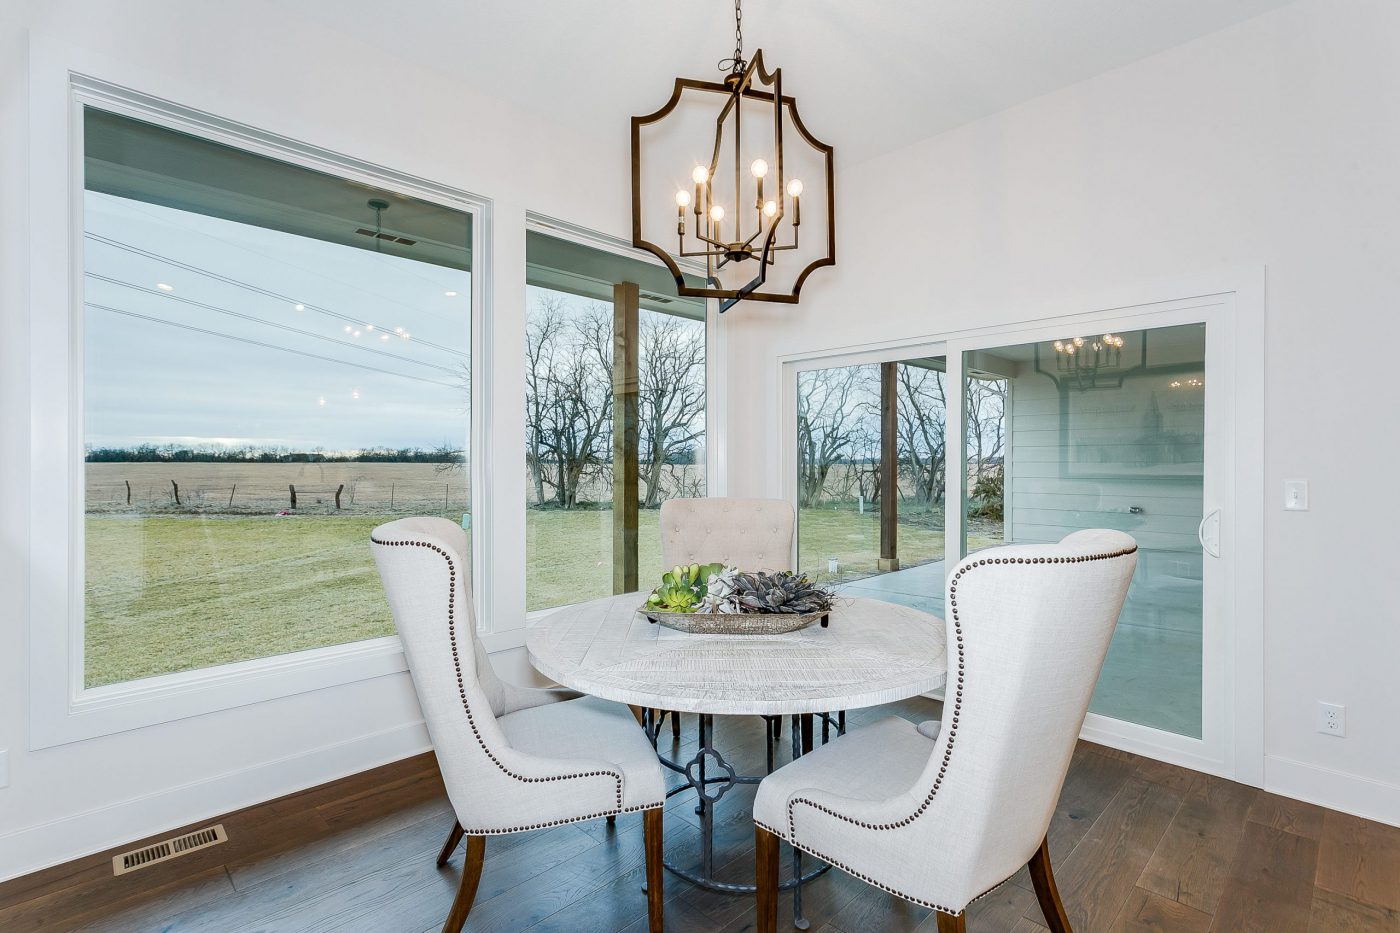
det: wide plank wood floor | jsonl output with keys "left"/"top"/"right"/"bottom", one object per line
{"left": 3, "top": 696, "right": 1398, "bottom": 932}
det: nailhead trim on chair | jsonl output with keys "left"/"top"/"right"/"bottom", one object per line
{"left": 778, "top": 544, "right": 1138, "bottom": 914}
{"left": 372, "top": 534, "right": 627, "bottom": 816}
{"left": 462, "top": 802, "right": 662, "bottom": 837}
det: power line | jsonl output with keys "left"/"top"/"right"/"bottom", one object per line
{"left": 86, "top": 273, "right": 461, "bottom": 377}
{"left": 86, "top": 303, "right": 460, "bottom": 389}
{"left": 85, "top": 232, "right": 469, "bottom": 359}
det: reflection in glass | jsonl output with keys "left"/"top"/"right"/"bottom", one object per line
{"left": 963, "top": 324, "right": 1206, "bottom": 737}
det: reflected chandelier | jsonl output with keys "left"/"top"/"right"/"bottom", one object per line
{"left": 630, "top": 0, "right": 835, "bottom": 311}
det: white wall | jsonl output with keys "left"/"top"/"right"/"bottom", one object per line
{"left": 0, "top": 0, "right": 634, "bottom": 880}
{"left": 724, "top": 0, "right": 1400, "bottom": 824}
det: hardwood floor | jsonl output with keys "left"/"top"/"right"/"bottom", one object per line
{"left": 2, "top": 696, "right": 1397, "bottom": 932}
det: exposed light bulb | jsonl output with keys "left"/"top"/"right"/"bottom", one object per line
{"left": 750, "top": 158, "right": 769, "bottom": 178}
{"left": 763, "top": 200, "right": 778, "bottom": 217}
{"left": 675, "top": 189, "right": 691, "bottom": 207}
{"left": 691, "top": 165, "right": 709, "bottom": 185}
{"left": 786, "top": 179, "right": 803, "bottom": 197}
{"left": 709, "top": 205, "right": 725, "bottom": 223}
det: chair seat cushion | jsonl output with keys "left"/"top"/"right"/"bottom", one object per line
{"left": 754, "top": 716, "right": 936, "bottom": 838}
{"left": 497, "top": 695, "right": 665, "bottom": 811}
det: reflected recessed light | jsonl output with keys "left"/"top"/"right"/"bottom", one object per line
{"left": 445, "top": 290, "right": 458, "bottom": 297}
{"left": 294, "top": 303, "right": 305, "bottom": 311}
{"left": 352, "top": 330, "right": 362, "bottom": 337}
{"left": 343, "top": 325, "right": 352, "bottom": 333}
{"left": 365, "top": 324, "right": 374, "bottom": 331}
{"left": 351, "top": 389, "right": 360, "bottom": 400}
{"left": 380, "top": 333, "right": 390, "bottom": 341}
{"left": 317, "top": 396, "right": 326, "bottom": 407}
{"left": 156, "top": 283, "right": 174, "bottom": 291}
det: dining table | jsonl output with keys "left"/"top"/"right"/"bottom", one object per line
{"left": 526, "top": 591, "right": 948, "bottom": 929}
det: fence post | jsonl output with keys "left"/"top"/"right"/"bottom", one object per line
{"left": 335, "top": 484, "right": 344, "bottom": 510}
{"left": 125, "top": 480, "right": 131, "bottom": 505}
{"left": 390, "top": 483, "right": 395, "bottom": 508}
{"left": 289, "top": 484, "right": 297, "bottom": 509}
{"left": 171, "top": 480, "right": 181, "bottom": 506}
{"left": 228, "top": 484, "right": 237, "bottom": 508}
{"left": 444, "top": 484, "right": 449, "bottom": 512}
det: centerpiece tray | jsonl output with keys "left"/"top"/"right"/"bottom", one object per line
{"left": 641, "top": 607, "right": 829, "bottom": 635}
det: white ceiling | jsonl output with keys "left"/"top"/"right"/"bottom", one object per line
{"left": 297, "top": 0, "right": 1295, "bottom": 165}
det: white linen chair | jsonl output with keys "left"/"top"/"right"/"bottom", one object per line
{"left": 753, "top": 530, "right": 1138, "bottom": 933}
{"left": 658, "top": 497, "right": 796, "bottom": 742}
{"left": 371, "top": 517, "right": 667, "bottom": 933}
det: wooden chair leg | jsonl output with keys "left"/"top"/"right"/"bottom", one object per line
{"left": 1028, "top": 836, "right": 1072, "bottom": 933}
{"left": 644, "top": 808, "right": 664, "bottom": 933}
{"left": 935, "top": 910, "right": 967, "bottom": 933}
{"left": 436, "top": 820, "right": 464, "bottom": 867}
{"left": 441, "top": 835, "right": 485, "bottom": 933}
{"left": 755, "top": 824, "right": 780, "bottom": 933}
{"left": 671, "top": 709, "right": 681, "bottom": 740}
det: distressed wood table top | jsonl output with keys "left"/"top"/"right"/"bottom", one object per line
{"left": 526, "top": 593, "right": 947, "bottom": 715}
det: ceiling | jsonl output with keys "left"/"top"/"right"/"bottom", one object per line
{"left": 297, "top": 0, "right": 1295, "bottom": 166}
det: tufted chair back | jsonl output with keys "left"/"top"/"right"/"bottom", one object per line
{"left": 660, "top": 497, "right": 795, "bottom": 572}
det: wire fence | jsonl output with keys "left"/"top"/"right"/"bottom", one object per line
{"left": 86, "top": 478, "right": 470, "bottom": 516}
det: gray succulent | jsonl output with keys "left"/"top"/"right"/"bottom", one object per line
{"left": 705, "top": 569, "right": 833, "bottom": 615}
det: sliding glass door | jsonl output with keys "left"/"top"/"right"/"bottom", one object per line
{"left": 955, "top": 323, "right": 1209, "bottom": 738}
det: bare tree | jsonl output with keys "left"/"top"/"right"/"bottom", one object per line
{"left": 524, "top": 296, "right": 613, "bottom": 509}
{"left": 965, "top": 377, "right": 1007, "bottom": 477}
{"left": 637, "top": 313, "right": 706, "bottom": 508}
{"left": 894, "top": 363, "right": 948, "bottom": 507}
{"left": 797, "top": 365, "right": 877, "bottom": 508}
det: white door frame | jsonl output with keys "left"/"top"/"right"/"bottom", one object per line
{"left": 776, "top": 270, "right": 1265, "bottom": 785}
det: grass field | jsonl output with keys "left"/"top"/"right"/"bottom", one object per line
{"left": 84, "top": 503, "right": 1000, "bottom": 688}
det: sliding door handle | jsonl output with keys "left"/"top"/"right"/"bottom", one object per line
{"left": 1198, "top": 508, "right": 1222, "bottom": 558}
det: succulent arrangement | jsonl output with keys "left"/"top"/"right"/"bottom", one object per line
{"left": 645, "top": 563, "right": 835, "bottom": 616}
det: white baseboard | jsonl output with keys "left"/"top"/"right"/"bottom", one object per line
{"left": 0, "top": 720, "right": 431, "bottom": 884}
{"left": 1264, "top": 754, "right": 1400, "bottom": 829}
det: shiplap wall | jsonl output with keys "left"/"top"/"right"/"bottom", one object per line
{"left": 1007, "top": 370, "right": 1204, "bottom": 552}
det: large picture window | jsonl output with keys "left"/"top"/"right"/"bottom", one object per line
{"left": 81, "top": 108, "right": 473, "bottom": 688}
{"left": 524, "top": 231, "right": 707, "bottom": 611}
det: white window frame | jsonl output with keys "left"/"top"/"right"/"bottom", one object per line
{"left": 775, "top": 271, "right": 1265, "bottom": 785}
{"left": 515, "top": 212, "right": 723, "bottom": 625}
{"left": 29, "top": 75, "right": 492, "bottom": 748}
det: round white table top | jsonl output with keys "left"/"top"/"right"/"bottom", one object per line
{"left": 526, "top": 592, "right": 947, "bottom": 716}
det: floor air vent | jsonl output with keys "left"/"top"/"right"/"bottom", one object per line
{"left": 112, "top": 824, "right": 227, "bottom": 876}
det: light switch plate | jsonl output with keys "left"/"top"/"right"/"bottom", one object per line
{"left": 1284, "top": 479, "right": 1309, "bottom": 511}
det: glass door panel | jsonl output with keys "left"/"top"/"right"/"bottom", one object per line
{"left": 796, "top": 356, "right": 948, "bottom": 615}
{"left": 961, "top": 323, "right": 1206, "bottom": 738}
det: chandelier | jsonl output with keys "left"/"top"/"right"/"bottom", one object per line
{"left": 1047, "top": 333, "right": 1127, "bottom": 390}
{"left": 631, "top": 0, "right": 835, "bottom": 311}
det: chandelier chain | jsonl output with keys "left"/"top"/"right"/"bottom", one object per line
{"left": 718, "top": 0, "right": 746, "bottom": 74}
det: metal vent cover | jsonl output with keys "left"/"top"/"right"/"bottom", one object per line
{"left": 354, "top": 227, "right": 417, "bottom": 246}
{"left": 112, "top": 824, "right": 227, "bottom": 876}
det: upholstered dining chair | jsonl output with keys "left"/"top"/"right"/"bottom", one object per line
{"left": 657, "top": 497, "right": 796, "bottom": 742}
{"left": 371, "top": 517, "right": 667, "bottom": 933}
{"left": 753, "top": 529, "right": 1139, "bottom": 933}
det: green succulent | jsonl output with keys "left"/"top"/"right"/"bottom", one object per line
{"left": 646, "top": 562, "right": 726, "bottom": 613}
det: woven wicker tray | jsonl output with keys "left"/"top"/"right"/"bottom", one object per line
{"left": 640, "top": 607, "right": 829, "bottom": 635}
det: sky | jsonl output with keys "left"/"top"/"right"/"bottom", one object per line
{"left": 83, "top": 193, "right": 471, "bottom": 453}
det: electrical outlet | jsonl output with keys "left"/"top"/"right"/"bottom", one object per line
{"left": 1317, "top": 702, "right": 1346, "bottom": 737}
{"left": 0, "top": 749, "right": 8, "bottom": 788}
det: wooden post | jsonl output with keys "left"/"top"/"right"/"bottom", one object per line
{"left": 288, "top": 484, "right": 297, "bottom": 509}
{"left": 228, "top": 484, "right": 237, "bottom": 508}
{"left": 612, "top": 281, "right": 640, "bottom": 595}
{"left": 125, "top": 480, "right": 131, "bottom": 505}
{"left": 334, "top": 484, "right": 344, "bottom": 509}
{"left": 444, "top": 484, "right": 450, "bottom": 512}
{"left": 171, "top": 480, "right": 181, "bottom": 506}
{"left": 879, "top": 361, "right": 900, "bottom": 571}
{"left": 390, "top": 483, "right": 395, "bottom": 508}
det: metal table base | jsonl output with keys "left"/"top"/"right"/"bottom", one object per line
{"left": 642, "top": 709, "right": 846, "bottom": 930}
